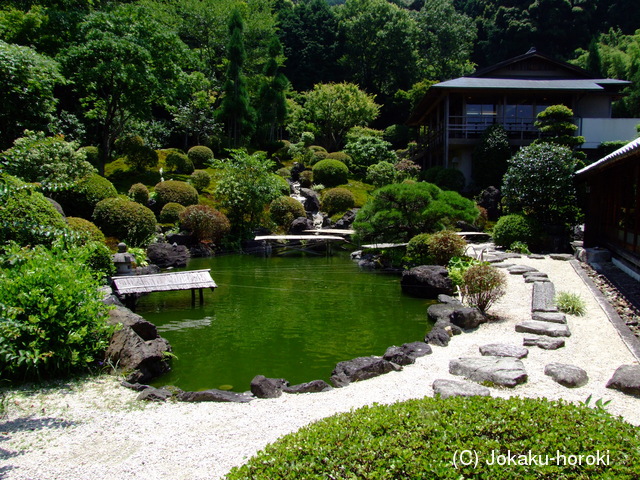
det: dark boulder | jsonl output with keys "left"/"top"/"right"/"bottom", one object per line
{"left": 137, "top": 387, "right": 174, "bottom": 402}
{"left": 383, "top": 341, "right": 432, "bottom": 366}
{"left": 146, "top": 242, "right": 190, "bottom": 268}
{"left": 289, "top": 216, "right": 315, "bottom": 234}
{"left": 105, "top": 306, "right": 172, "bottom": 384}
{"left": 606, "top": 365, "right": 640, "bottom": 396}
{"left": 401, "top": 266, "right": 454, "bottom": 298}
{"left": 330, "top": 356, "right": 401, "bottom": 387}
{"left": 178, "top": 389, "right": 253, "bottom": 403}
{"left": 250, "top": 375, "right": 288, "bottom": 398}
{"left": 334, "top": 209, "right": 358, "bottom": 229}
{"left": 427, "top": 302, "right": 486, "bottom": 330}
{"left": 283, "top": 380, "right": 332, "bottom": 394}
{"left": 165, "top": 232, "right": 193, "bottom": 246}
{"left": 299, "top": 188, "right": 321, "bottom": 213}
{"left": 425, "top": 327, "right": 451, "bottom": 346}
{"left": 544, "top": 363, "right": 588, "bottom": 388}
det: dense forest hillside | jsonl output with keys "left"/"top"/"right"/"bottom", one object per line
{"left": 1, "top": 0, "right": 639, "bottom": 156}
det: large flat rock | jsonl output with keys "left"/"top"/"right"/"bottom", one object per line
{"left": 606, "top": 365, "right": 640, "bottom": 396}
{"left": 432, "top": 379, "right": 491, "bottom": 399}
{"left": 544, "top": 363, "right": 589, "bottom": 388}
{"left": 449, "top": 356, "right": 528, "bottom": 387}
{"left": 523, "top": 335, "right": 565, "bottom": 350}
{"left": 507, "top": 265, "right": 539, "bottom": 275}
{"left": 479, "top": 343, "right": 528, "bottom": 359}
{"left": 531, "top": 312, "right": 567, "bottom": 324}
{"left": 531, "top": 281, "right": 558, "bottom": 312}
{"left": 515, "top": 320, "right": 571, "bottom": 337}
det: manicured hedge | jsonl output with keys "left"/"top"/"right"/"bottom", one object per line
{"left": 93, "top": 196, "right": 157, "bottom": 246}
{"left": 312, "top": 159, "right": 349, "bottom": 187}
{"left": 154, "top": 180, "right": 199, "bottom": 208}
{"left": 53, "top": 173, "right": 118, "bottom": 219}
{"left": 270, "top": 196, "right": 306, "bottom": 228}
{"left": 227, "top": 396, "right": 640, "bottom": 479}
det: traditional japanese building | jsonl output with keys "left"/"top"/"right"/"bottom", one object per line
{"left": 407, "top": 48, "right": 639, "bottom": 185}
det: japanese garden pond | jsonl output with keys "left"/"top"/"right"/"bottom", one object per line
{"left": 139, "top": 252, "right": 434, "bottom": 392}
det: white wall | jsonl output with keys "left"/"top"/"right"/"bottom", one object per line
{"left": 581, "top": 118, "right": 640, "bottom": 148}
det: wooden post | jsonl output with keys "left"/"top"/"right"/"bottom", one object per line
{"left": 191, "top": 289, "right": 196, "bottom": 306}
{"left": 199, "top": 288, "right": 204, "bottom": 305}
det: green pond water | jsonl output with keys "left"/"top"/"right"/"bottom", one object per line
{"left": 138, "top": 252, "right": 434, "bottom": 392}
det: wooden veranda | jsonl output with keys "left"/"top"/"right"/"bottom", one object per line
{"left": 111, "top": 269, "right": 217, "bottom": 309}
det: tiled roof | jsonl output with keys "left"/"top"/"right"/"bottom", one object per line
{"left": 432, "top": 77, "right": 630, "bottom": 91}
{"left": 576, "top": 137, "right": 640, "bottom": 177}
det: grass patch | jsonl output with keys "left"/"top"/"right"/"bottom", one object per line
{"left": 555, "top": 291, "right": 587, "bottom": 316}
{"left": 333, "top": 179, "right": 375, "bottom": 208}
{"left": 226, "top": 396, "right": 639, "bottom": 479}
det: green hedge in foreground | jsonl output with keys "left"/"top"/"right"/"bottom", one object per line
{"left": 226, "top": 396, "right": 640, "bottom": 479}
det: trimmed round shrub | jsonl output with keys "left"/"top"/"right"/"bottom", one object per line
{"left": 66, "top": 217, "right": 106, "bottom": 245}
{"left": 179, "top": 204, "right": 230, "bottom": 244}
{"left": 165, "top": 151, "right": 194, "bottom": 174}
{"left": 159, "top": 202, "right": 186, "bottom": 224}
{"left": 492, "top": 213, "right": 540, "bottom": 249}
{"left": 128, "top": 182, "right": 149, "bottom": 205}
{"left": 366, "top": 161, "right": 397, "bottom": 187}
{"left": 312, "top": 159, "right": 349, "bottom": 188}
{"left": 326, "top": 151, "right": 352, "bottom": 165}
{"left": 272, "top": 174, "right": 291, "bottom": 195}
{"left": 92, "top": 197, "right": 157, "bottom": 247}
{"left": 189, "top": 170, "right": 211, "bottom": 192}
{"left": 80, "top": 146, "right": 100, "bottom": 168}
{"left": 299, "top": 170, "right": 313, "bottom": 188}
{"left": 269, "top": 196, "right": 306, "bottom": 228}
{"left": 309, "top": 145, "right": 327, "bottom": 154}
{"left": 276, "top": 167, "right": 291, "bottom": 178}
{"left": 226, "top": 396, "right": 640, "bottom": 479}
{"left": 422, "top": 166, "right": 466, "bottom": 192}
{"left": 187, "top": 145, "right": 214, "bottom": 168}
{"left": 154, "top": 180, "right": 198, "bottom": 208}
{"left": 116, "top": 135, "right": 158, "bottom": 172}
{"left": 53, "top": 173, "right": 118, "bottom": 219}
{"left": 405, "top": 233, "right": 432, "bottom": 266}
{"left": 461, "top": 263, "right": 506, "bottom": 312}
{"left": 0, "top": 175, "right": 68, "bottom": 247}
{"left": 321, "top": 187, "right": 355, "bottom": 215}
{"left": 427, "top": 229, "right": 467, "bottom": 265}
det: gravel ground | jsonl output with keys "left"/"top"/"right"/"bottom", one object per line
{"left": 1, "top": 256, "right": 639, "bottom": 480}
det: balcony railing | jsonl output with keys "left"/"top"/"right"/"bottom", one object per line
{"left": 448, "top": 115, "right": 542, "bottom": 140}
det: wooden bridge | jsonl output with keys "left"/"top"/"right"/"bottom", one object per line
{"left": 111, "top": 269, "right": 217, "bottom": 309}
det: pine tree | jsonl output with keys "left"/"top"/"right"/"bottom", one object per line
{"left": 256, "top": 36, "right": 289, "bottom": 145}
{"left": 217, "top": 9, "right": 255, "bottom": 148}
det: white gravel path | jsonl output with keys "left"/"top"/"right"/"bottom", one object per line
{"left": 2, "top": 256, "right": 639, "bottom": 480}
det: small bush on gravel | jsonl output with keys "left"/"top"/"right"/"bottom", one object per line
{"left": 461, "top": 263, "right": 506, "bottom": 313}
{"left": 226, "top": 396, "right": 640, "bottom": 480}
{"left": 426, "top": 230, "right": 466, "bottom": 265}
{"left": 269, "top": 196, "right": 306, "bottom": 228}
{"left": 159, "top": 202, "right": 186, "bottom": 224}
{"left": 179, "top": 204, "right": 230, "bottom": 244}
{"left": 154, "top": 180, "right": 198, "bottom": 208}
{"left": 447, "top": 256, "right": 486, "bottom": 287}
{"left": 321, "top": 187, "right": 355, "bottom": 216}
{"left": 312, "top": 159, "right": 349, "bottom": 188}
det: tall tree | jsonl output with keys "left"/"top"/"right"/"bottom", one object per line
{"left": 256, "top": 36, "right": 289, "bottom": 145}
{"left": 338, "top": 0, "right": 420, "bottom": 97}
{"left": 60, "top": 5, "right": 191, "bottom": 172}
{"left": 276, "top": 0, "right": 342, "bottom": 91}
{"left": 0, "top": 40, "right": 64, "bottom": 149}
{"left": 217, "top": 9, "right": 256, "bottom": 148}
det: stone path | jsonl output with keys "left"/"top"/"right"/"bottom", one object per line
{"left": 438, "top": 249, "right": 640, "bottom": 399}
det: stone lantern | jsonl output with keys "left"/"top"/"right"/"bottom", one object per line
{"left": 113, "top": 242, "right": 135, "bottom": 276}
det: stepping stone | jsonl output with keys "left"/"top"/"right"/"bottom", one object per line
{"left": 515, "top": 320, "right": 571, "bottom": 337}
{"left": 544, "top": 363, "right": 588, "bottom": 388}
{"left": 606, "top": 365, "right": 640, "bottom": 396}
{"left": 432, "top": 379, "right": 491, "bottom": 399}
{"left": 449, "top": 356, "right": 528, "bottom": 387}
{"left": 531, "top": 281, "right": 558, "bottom": 312}
{"left": 531, "top": 312, "right": 567, "bottom": 324}
{"left": 527, "top": 254, "right": 545, "bottom": 259}
{"left": 525, "top": 276, "right": 551, "bottom": 283}
{"left": 523, "top": 335, "right": 565, "bottom": 350}
{"left": 492, "top": 262, "right": 516, "bottom": 269}
{"left": 479, "top": 343, "right": 528, "bottom": 359}
{"left": 507, "top": 265, "right": 539, "bottom": 275}
{"left": 523, "top": 271, "right": 548, "bottom": 279}
{"left": 549, "top": 253, "right": 574, "bottom": 261}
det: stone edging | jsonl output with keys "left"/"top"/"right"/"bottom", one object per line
{"left": 570, "top": 259, "right": 640, "bottom": 362}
